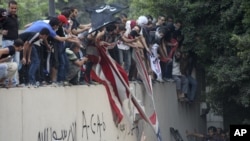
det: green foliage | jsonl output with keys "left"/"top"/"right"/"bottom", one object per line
{"left": 17, "top": 0, "right": 48, "bottom": 28}
{"left": 241, "top": 0, "right": 250, "bottom": 26}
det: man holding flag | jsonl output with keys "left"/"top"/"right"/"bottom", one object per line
{"left": 85, "top": 3, "right": 162, "bottom": 141}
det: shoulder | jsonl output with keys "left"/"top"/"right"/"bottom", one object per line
{"left": 8, "top": 45, "right": 16, "bottom": 54}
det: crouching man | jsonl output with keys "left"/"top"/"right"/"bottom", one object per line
{"left": 0, "top": 39, "right": 24, "bottom": 88}
{"left": 64, "top": 42, "right": 88, "bottom": 86}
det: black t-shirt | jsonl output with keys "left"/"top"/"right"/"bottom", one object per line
{"left": 71, "top": 18, "right": 80, "bottom": 30}
{"left": 56, "top": 26, "right": 65, "bottom": 37}
{"left": 0, "top": 46, "right": 15, "bottom": 59}
{"left": 19, "top": 32, "right": 40, "bottom": 44}
{"left": 2, "top": 14, "right": 19, "bottom": 40}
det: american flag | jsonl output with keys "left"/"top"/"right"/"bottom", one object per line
{"left": 86, "top": 3, "right": 162, "bottom": 141}
{"left": 90, "top": 43, "right": 162, "bottom": 141}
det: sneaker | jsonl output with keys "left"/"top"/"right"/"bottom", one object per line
{"left": 0, "top": 83, "right": 5, "bottom": 88}
{"left": 166, "top": 78, "right": 175, "bottom": 82}
{"left": 162, "top": 77, "right": 168, "bottom": 82}
{"left": 57, "top": 81, "right": 64, "bottom": 87}
{"left": 17, "top": 83, "right": 26, "bottom": 87}
{"left": 79, "top": 81, "right": 87, "bottom": 85}
{"left": 35, "top": 82, "right": 40, "bottom": 88}
{"left": 28, "top": 84, "right": 38, "bottom": 88}
{"left": 177, "top": 93, "right": 185, "bottom": 101}
{"left": 89, "top": 81, "right": 99, "bottom": 85}
{"left": 50, "top": 82, "right": 58, "bottom": 87}
{"left": 63, "top": 81, "right": 72, "bottom": 86}
{"left": 39, "top": 81, "right": 48, "bottom": 87}
{"left": 156, "top": 78, "right": 164, "bottom": 83}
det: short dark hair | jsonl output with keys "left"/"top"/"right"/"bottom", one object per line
{"left": 70, "top": 42, "right": 80, "bottom": 49}
{"left": 114, "top": 17, "right": 122, "bottom": 24}
{"left": 61, "top": 10, "right": 71, "bottom": 18}
{"left": 14, "top": 38, "right": 24, "bottom": 47}
{"left": 61, "top": 7, "right": 71, "bottom": 18}
{"left": 8, "top": 0, "right": 17, "bottom": 6}
{"left": 40, "top": 28, "right": 50, "bottom": 36}
{"left": 70, "top": 6, "right": 77, "bottom": 12}
{"left": 49, "top": 17, "right": 60, "bottom": 27}
{"left": 130, "top": 30, "right": 140, "bottom": 38}
{"left": 147, "top": 15, "right": 153, "bottom": 21}
{"left": 208, "top": 126, "right": 217, "bottom": 133}
{"left": 175, "top": 19, "right": 183, "bottom": 25}
{"left": 158, "top": 15, "right": 165, "bottom": 19}
{"left": 0, "top": 8, "right": 7, "bottom": 19}
{"left": 120, "top": 13, "right": 127, "bottom": 19}
{"left": 106, "top": 23, "right": 117, "bottom": 33}
{"left": 117, "top": 24, "right": 126, "bottom": 31}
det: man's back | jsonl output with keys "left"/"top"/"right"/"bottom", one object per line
{"left": 25, "top": 20, "right": 56, "bottom": 38}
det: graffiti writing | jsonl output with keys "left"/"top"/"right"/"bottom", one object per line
{"left": 82, "top": 111, "right": 106, "bottom": 140}
{"left": 119, "top": 123, "right": 139, "bottom": 136}
{"left": 38, "top": 122, "right": 76, "bottom": 141}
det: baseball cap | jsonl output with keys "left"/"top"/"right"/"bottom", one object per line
{"left": 0, "top": 8, "right": 7, "bottom": 18}
{"left": 57, "top": 14, "right": 69, "bottom": 25}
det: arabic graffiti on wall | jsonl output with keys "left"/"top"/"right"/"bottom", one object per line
{"left": 37, "top": 110, "right": 138, "bottom": 141}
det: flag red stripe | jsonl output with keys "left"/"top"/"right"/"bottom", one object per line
{"left": 150, "top": 111, "right": 157, "bottom": 125}
{"left": 92, "top": 44, "right": 160, "bottom": 140}
{"left": 91, "top": 64, "right": 124, "bottom": 123}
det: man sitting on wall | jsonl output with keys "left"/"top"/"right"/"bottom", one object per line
{"left": 64, "top": 42, "right": 88, "bottom": 86}
{"left": 0, "top": 39, "right": 24, "bottom": 88}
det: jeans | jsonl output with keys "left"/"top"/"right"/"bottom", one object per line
{"left": 29, "top": 46, "right": 40, "bottom": 84}
{"left": 84, "top": 60, "right": 94, "bottom": 83}
{"left": 2, "top": 39, "right": 20, "bottom": 85}
{"left": 172, "top": 75, "right": 189, "bottom": 94}
{"left": 187, "top": 75, "right": 197, "bottom": 101}
{"left": 57, "top": 42, "right": 68, "bottom": 82}
{"left": 118, "top": 49, "right": 131, "bottom": 74}
{"left": 0, "top": 63, "right": 17, "bottom": 81}
{"left": 0, "top": 64, "right": 8, "bottom": 80}
{"left": 164, "top": 61, "right": 173, "bottom": 79}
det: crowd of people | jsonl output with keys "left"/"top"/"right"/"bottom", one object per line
{"left": 186, "top": 126, "right": 230, "bottom": 141}
{"left": 0, "top": 1, "right": 197, "bottom": 103}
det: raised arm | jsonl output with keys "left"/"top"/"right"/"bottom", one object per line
{"left": 71, "top": 23, "right": 91, "bottom": 35}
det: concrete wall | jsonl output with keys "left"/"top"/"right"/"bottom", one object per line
{"left": 0, "top": 82, "right": 206, "bottom": 141}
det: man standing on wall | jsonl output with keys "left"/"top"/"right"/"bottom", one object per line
{"left": 1, "top": 1, "right": 19, "bottom": 87}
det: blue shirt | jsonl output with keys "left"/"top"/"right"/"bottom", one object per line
{"left": 24, "top": 20, "right": 57, "bottom": 38}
